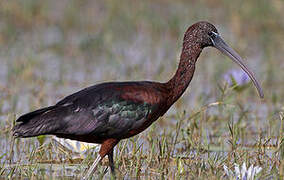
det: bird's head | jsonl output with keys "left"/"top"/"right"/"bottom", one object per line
{"left": 184, "top": 21, "right": 218, "bottom": 48}
{"left": 183, "top": 21, "right": 264, "bottom": 98}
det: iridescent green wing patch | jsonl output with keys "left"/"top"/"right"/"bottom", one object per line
{"left": 91, "top": 100, "right": 153, "bottom": 137}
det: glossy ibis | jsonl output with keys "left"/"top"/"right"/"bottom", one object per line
{"left": 13, "top": 21, "right": 264, "bottom": 179}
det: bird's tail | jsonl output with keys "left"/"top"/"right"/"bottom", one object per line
{"left": 13, "top": 106, "right": 57, "bottom": 138}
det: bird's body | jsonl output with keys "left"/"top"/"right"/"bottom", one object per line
{"left": 13, "top": 21, "right": 263, "bottom": 178}
{"left": 15, "top": 81, "right": 171, "bottom": 142}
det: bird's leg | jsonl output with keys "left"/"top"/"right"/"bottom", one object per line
{"left": 83, "top": 154, "right": 103, "bottom": 179}
{"left": 83, "top": 138, "right": 119, "bottom": 179}
{"left": 108, "top": 148, "right": 115, "bottom": 177}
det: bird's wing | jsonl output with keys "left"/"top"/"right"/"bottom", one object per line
{"left": 14, "top": 82, "right": 166, "bottom": 139}
{"left": 57, "top": 98, "right": 156, "bottom": 137}
{"left": 54, "top": 82, "right": 164, "bottom": 138}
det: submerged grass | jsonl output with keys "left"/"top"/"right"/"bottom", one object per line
{"left": 0, "top": 0, "right": 283, "bottom": 179}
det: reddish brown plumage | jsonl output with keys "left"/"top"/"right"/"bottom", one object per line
{"left": 119, "top": 83, "right": 168, "bottom": 104}
{"left": 99, "top": 139, "right": 118, "bottom": 157}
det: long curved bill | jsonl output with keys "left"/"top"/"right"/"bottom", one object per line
{"left": 210, "top": 32, "right": 264, "bottom": 99}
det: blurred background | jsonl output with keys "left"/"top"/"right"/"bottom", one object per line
{"left": 0, "top": 0, "right": 283, "bottom": 178}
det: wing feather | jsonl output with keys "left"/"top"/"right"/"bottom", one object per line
{"left": 14, "top": 81, "right": 165, "bottom": 139}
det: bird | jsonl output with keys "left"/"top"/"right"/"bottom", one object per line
{"left": 12, "top": 21, "right": 264, "bottom": 179}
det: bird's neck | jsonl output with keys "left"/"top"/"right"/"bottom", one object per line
{"left": 165, "top": 42, "right": 202, "bottom": 105}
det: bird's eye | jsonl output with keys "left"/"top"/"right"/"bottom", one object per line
{"left": 208, "top": 31, "right": 214, "bottom": 37}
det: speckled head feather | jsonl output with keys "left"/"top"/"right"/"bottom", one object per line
{"left": 183, "top": 21, "right": 218, "bottom": 49}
